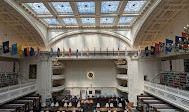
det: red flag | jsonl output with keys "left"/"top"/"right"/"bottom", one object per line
{"left": 182, "top": 32, "right": 187, "bottom": 37}
{"left": 68, "top": 48, "right": 71, "bottom": 56}
{"left": 155, "top": 43, "right": 159, "bottom": 53}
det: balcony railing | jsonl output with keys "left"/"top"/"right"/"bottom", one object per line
{"left": 117, "top": 74, "right": 128, "bottom": 80}
{"left": 144, "top": 81, "right": 189, "bottom": 111}
{"left": 116, "top": 85, "right": 128, "bottom": 93}
{"left": 0, "top": 81, "right": 36, "bottom": 105}
{"left": 51, "top": 85, "right": 65, "bottom": 93}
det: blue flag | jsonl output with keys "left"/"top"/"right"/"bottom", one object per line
{"left": 145, "top": 46, "right": 149, "bottom": 56}
{"left": 76, "top": 49, "right": 78, "bottom": 58}
{"left": 24, "top": 48, "right": 28, "bottom": 56}
{"left": 151, "top": 46, "right": 155, "bottom": 55}
{"left": 3, "top": 41, "right": 9, "bottom": 54}
{"left": 57, "top": 48, "right": 60, "bottom": 57}
{"left": 175, "top": 36, "right": 185, "bottom": 49}
{"left": 30, "top": 47, "right": 34, "bottom": 56}
{"left": 12, "top": 44, "right": 17, "bottom": 55}
{"left": 166, "top": 39, "right": 173, "bottom": 52}
{"left": 50, "top": 48, "right": 53, "bottom": 57}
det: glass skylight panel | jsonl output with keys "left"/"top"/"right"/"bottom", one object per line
{"left": 101, "top": 1, "right": 120, "bottom": 13}
{"left": 124, "top": 1, "right": 147, "bottom": 13}
{"left": 51, "top": 2, "right": 73, "bottom": 14}
{"left": 43, "top": 18, "right": 59, "bottom": 25}
{"left": 81, "top": 18, "right": 95, "bottom": 24}
{"left": 76, "top": 2, "right": 95, "bottom": 14}
{"left": 119, "top": 17, "right": 136, "bottom": 24}
{"left": 62, "top": 18, "right": 77, "bottom": 24}
{"left": 100, "top": 17, "right": 114, "bottom": 24}
{"left": 27, "top": 3, "right": 50, "bottom": 15}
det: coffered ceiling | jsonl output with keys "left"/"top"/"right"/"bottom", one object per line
{"left": 15, "top": 0, "right": 151, "bottom": 29}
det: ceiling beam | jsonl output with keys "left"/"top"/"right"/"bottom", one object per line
{"left": 113, "top": 1, "right": 128, "bottom": 26}
{"left": 95, "top": 0, "right": 101, "bottom": 27}
{"left": 43, "top": 2, "right": 66, "bottom": 26}
{"left": 69, "top": 2, "right": 82, "bottom": 26}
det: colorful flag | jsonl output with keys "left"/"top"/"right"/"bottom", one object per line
{"left": 50, "top": 48, "right": 53, "bottom": 57}
{"left": 182, "top": 32, "right": 187, "bottom": 37}
{"left": 159, "top": 42, "right": 165, "bottom": 52}
{"left": 145, "top": 46, "right": 149, "bottom": 56}
{"left": 24, "top": 48, "right": 28, "bottom": 56}
{"left": 113, "top": 47, "right": 114, "bottom": 56}
{"left": 138, "top": 46, "right": 141, "bottom": 56}
{"left": 35, "top": 47, "right": 40, "bottom": 56}
{"left": 155, "top": 43, "right": 159, "bottom": 54}
{"left": 125, "top": 47, "right": 128, "bottom": 56}
{"left": 76, "top": 49, "right": 78, "bottom": 58}
{"left": 12, "top": 44, "right": 17, "bottom": 55}
{"left": 175, "top": 36, "right": 185, "bottom": 50}
{"left": 87, "top": 49, "right": 89, "bottom": 57}
{"left": 62, "top": 48, "right": 65, "bottom": 57}
{"left": 151, "top": 46, "right": 155, "bottom": 55}
{"left": 57, "top": 48, "right": 60, "bottom": 57}
{"left": 17, "top": 45, "right": 22, "bottom": 56}
{"left": 30, "top": 47, "right": 34, "bottom": 56}
{"left": 68, "top": 48, "right": 71, "bottom": 56}
{"left": 3, "top": 41, "right": 9, "bottom": 54}
{"left": 107, "top": 47, "right": 108, "bottom": 56}
{"left": 166, "top": 39, "right": 173, "bottom": 52}
{"left": 118, "top": 47, "right": 120, "bottom": 56}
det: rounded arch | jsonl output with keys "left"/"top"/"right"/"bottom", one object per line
{"left": 48, "top": 30, "right": 132, "bottom": 49}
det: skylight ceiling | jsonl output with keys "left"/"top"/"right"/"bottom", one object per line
{"left": 21, "top": 0, "right": 149, "bottom": 28}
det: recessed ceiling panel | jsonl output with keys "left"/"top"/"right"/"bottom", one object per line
{"left": 51, "top": 2, "right": 73, "bottom": 14}
{"left": 27, "top": 3, "right": 50, "bottom": 15}
{"left": 76, "top": 2, "right": 95, "bottom": 14}
{"left": 62, "top": 18, "right": 77, "bottom": 25}
{"left": 100, "top": 17, "right": 114, "bottom": 24}
{"left": 81, "top": 18, "right": 95, "bottom": 24}
{"left": 124, "top": 1, "right": 147, "bottom": 13}
{"left": 43, "top": 18, "right": 59, "bottom": 25}
{"left": 101, "top": 1, "right": 120, "bottom": 13}
{"left": 119, "top": 17, "right": 136, "bottom": 24}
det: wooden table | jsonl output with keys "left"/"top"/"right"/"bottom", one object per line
{"left": 42, "top": 107, "right": 81, "bottom": 111}
{"left": 96, "top": 107, "right": 123, "bottom": 112}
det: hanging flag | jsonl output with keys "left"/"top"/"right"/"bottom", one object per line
{"left": 94, "top": 48, "right": 95, "bottom": 56}
{"left": 159, "top": 42, "right": 165, "bottom": 52}
{"left": 35, "top": 47, "right": 40, "bottom": 56}
{"left": 17, "top": 45, "right": 22, "bottom": 56}
{"left": 57, "top": 48, "right": 60, "bottom": 57}
{"left": 12, "top": 44, "right": 17, "bottom": 55}
{"left": 68, "top": 48, "right": 71, "bottom": 57}
{"left": 138, "top": 45, "right": 141, "bottom": 56}
{"left": 50, "top": 48, "right": 53, "bottom": 57}
{"left": 113, "top": 47, "right": 114, "bottom": 56}
{"left": 76, "top": 49, "right": 78, "bottom": 58}
{"left": 30, "top": 47, "right": 34, "bottom": 56}
{"left": 107, "top": 47, "right": 108, "bottom": 56}
{"left": 151, "top": 46, "right": 155, "bottom": 55}
{"left": 145, "top": 46, "right": 149, "bottom": 56}
{"left": 62, "top": 48, "right": 65, "bottom": 57}
{"left": 3, "top": 41, "right": 9, "bottom": 54}
{"left": 182, "top": 32, "right": 187, "bottom": 37}
{"left": 118, "top": 47, "right": 120, "bottom": 56}
{"left": 87, "top": 49, "right": 89, "bottom": 57}
{"left": 166, "top": 39, "right": 173, "bottom": 52}
{"left": 155, "top": 43, "right": 159, "bottom": 54}
{"left": 125, "top": 47, "right": 128, "bottom": 56}
{"left": 24, "top": 48, "right": 28, "bottom": 56}
{"left": 27, "top": 47, "right": 30, "bottom": 56}
{"left": 175, "top": 36, "right": 185, "bottom": 50}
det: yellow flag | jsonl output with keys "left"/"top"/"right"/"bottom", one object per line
{"left": 17, "top": 45, "right": 22, "bottom": 56}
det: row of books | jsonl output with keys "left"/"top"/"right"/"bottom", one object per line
{"left": 160, "top": 72, "right": 189, "bottom": 90}
{"left": 0, "top": 73, "right": 19, "bottom": 88}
